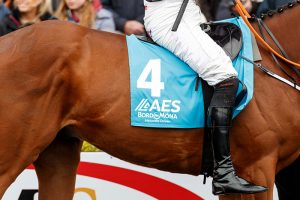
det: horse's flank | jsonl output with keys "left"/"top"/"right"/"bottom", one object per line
{"left": 0, "top": 4, "right": 299, "bottom": 199}
{"left": 0, "top": 21, "right": 203, "bottom": 174}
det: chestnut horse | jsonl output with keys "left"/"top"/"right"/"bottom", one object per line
{"left": 0, "top": 2, "right": 299, "bottom": 200}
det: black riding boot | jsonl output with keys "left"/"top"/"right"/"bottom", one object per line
{"left": 208, "top": 77, "right": 267, "bottom": 195}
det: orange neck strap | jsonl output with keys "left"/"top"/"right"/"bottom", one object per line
{"left": 233, "top": 0, "right": 300, "bottom": 68}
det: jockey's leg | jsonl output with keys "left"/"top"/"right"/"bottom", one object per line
{"left": 208, "top": 77, "right": 267, "bottom": 195}
{"left": 145, "top": 0, "right": 237, "bottom": 86}
{"left": 144, "top": 0, "right": 267, "bottom": 195}
{"left": 33, "top": 130, "right": 82, "bottom": 200}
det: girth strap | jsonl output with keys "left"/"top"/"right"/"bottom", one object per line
{"left": 235, "top": 80, "right": 247, "bottom": 107}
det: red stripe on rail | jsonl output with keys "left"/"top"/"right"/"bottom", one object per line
{"left": 28, "top": 162, "right": 203, "bottom": 200}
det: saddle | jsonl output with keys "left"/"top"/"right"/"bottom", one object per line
{"left": 200, "top": 22, "right": 242, "bottom": 61}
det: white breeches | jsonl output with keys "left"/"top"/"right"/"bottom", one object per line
{"left": 144, "top": 0, "right": 238, "bottom": 86}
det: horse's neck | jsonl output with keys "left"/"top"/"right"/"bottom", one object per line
{"left": 248, "top": 6, "right": 300, "bottom": 169}
{"left": 250, "top": 4, "right": 300, "bottom": 113}
{"left": 251, "top": 3, "right": 300, "bottom": 87}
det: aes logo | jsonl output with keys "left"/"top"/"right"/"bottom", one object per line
{"left": 18, "top": 188, "right": 96, "bottom": 200}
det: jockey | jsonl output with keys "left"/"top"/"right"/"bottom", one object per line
{"left": 144, "top": 0, "right": 267, "bottom": 195}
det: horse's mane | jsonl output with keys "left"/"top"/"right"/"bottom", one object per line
{"left": 258, "top": 0, "right": 300, "bottom": 19}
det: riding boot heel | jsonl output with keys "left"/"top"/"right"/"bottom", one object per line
{"left": 212, "top": 182, "right": 226, "bottom": 195}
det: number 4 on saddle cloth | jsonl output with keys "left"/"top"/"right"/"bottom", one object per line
{"left": 127, "top": 17, "right": 253, "bottom": 128}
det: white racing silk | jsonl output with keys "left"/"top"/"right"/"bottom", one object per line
{"left": 144, "top": 0, "right": 238, "bottom": 86}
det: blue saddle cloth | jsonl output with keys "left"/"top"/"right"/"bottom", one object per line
{"left": 127, "top": 17, "right": 253, "bottom": 128}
